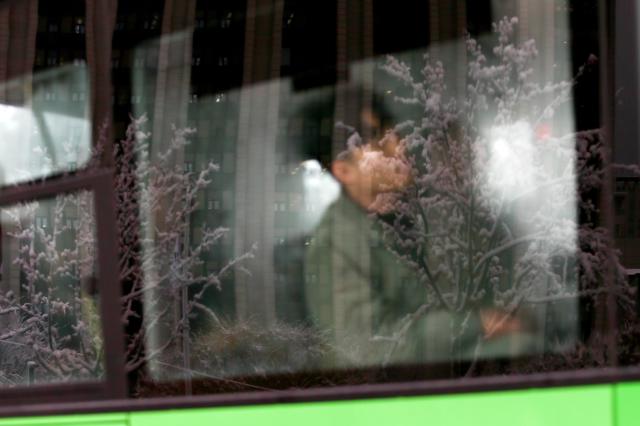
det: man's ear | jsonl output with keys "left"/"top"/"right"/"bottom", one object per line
{"left": 331, "top": 160, "right": 357, "bottom": 185}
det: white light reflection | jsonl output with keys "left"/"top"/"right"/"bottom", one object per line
{"left": 487, "top": 121, "right": 536, "bottom": 198}
{"left": 300, "top": 159, "right": 340, "bottom": 232}
{"left": 485, "top": 121, "right": 577, "bottom": 241}
{"left": 0, "top": 104, "right": 90, "bottom": 185}
{"left": 0, "top": 65, "right": 91, "bottom": 186}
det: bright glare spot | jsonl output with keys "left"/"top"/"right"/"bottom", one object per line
{"left": 487, "top": 121, "right": 535, "bottom": 198}
{"left": 0, "top": 104, "right": 90, "bottom": 186}
{"left": 300, "top": 159, "right": 340, "bottom": 231}
{"left": 484, "top": 120, "right": 577, "bottom": 244}
{"left": 0, "top": 65, "right": 91, "bottom": 186}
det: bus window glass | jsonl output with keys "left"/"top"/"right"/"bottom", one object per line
{"left": 127, "top": 0, "right": 611, "bottom": 397}
{"left": 0, "top": 1, "right": 92, "bottom": 187}
{"left": 4, "top": 0, "right": 628, "bottom": 400}
{"left": 0, "top": 191, "right": 104, "bottom": 387}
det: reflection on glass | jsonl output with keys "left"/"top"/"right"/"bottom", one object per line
{"left": 0, "top": 191, "right": 103, "bottom": 387}
{"left": 121, "top": 0, "right": 612, "bottom": 396}
{"left": 309, "top": 23, "right": 580, "bottom": 367}
{"left": 0, "top": 65, "right": 91, "bottom": 186}
{"left": 0, "top": 0, "right": 619, "bottom": 395}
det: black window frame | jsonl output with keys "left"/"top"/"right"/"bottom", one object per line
{"left": 0, "top": 170, "right": 127, "bottom": 405}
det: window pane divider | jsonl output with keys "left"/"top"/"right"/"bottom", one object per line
{"left": 0, "top": 169, "right": 127, "bottom": 402}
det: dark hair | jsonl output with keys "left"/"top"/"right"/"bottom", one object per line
{"left": 291, "top": 86, "right": 396, "bottom": 170}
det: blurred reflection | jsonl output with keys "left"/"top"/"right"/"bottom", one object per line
{"left": 128, "top": 1, "right": 594, "bottom": 392}
{"left": 299, "top": 159, "right": 340, "bottom": 232}
{"left": 0, "top": 65, "right": 91, "bottom": 186}
{"left": 303, "top": 102, "right": 554, "bottom": 369}
{"left": 0, "top": 191, "right": 103, "bottom": 386}
{"left": 304, "top": 106, "right": 430, "bottom": 367}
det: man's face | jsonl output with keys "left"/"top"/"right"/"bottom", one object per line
{"left": 332, "top": 130, "right": 412, "bottom": 210}
{"left": 331, "top": 107, "right": 412, "bottom": 209}
{"left": 354, "top": 131, "right": 412, "bottom": 193}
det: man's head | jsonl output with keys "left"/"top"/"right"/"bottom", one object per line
{"left": 295, "top": 89, "right": 412, "bottom": 209}
{"left": 331, "top": 116, "right": 412, "bottom": 210}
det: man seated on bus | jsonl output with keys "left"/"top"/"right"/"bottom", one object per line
{"left": 303, "top": 105, "right": 440, "bottom": 369}
{"left": 302, "top": 103, "right": 538, "bottom": 372}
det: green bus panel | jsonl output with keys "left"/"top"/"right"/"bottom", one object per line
{"left": 130, "top": 385, "right": 613, "bottom": 426}
{"left": 0, "top": 384, "right": 617, "bottom": 426}
{"left": 0, "top": 413, "right": 127, "bottom": 426}
{"left": 615, "top": 382, "right": 640, "bottom": 426}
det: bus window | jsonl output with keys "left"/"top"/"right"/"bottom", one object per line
{"left": 1, "top": 0, "right": 633, "bottom": 409}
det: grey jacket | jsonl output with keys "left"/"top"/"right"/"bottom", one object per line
{"left": 304, "top": 193, "right": 431, "bottom": 367}
{"left": 304, "top": 193, "right": 541, "bottom": 370}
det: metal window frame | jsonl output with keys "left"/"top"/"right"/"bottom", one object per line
{"left": 0, "top": 170, "right": 127, "bottom": 404}
{"left": 2, "top": 365, "right": 640, "bottom": 418}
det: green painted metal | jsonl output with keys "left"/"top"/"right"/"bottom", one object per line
{"left": 128, "top": 385, "right": 613, "bottom": 426}
{"left": 614, "top": 382, "right": 640, "bottom": 426}
{"left": 0, "top": 413, "right": 127, "bottom": 426}
{"left": 0, "top": 384, "right": 622, "bottom": 426}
